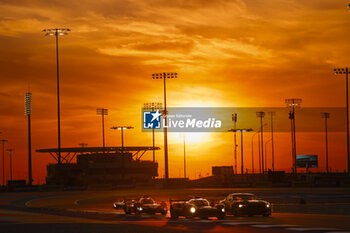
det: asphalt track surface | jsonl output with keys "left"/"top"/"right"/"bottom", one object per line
{"left": 1, "top": 188, "right": 350, "bottom": 233}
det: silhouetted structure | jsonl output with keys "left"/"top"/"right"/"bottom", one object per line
{"left": 36, "top": 146, "right": 159, "bottom": 185}
{"left": 152, "top": 72, "right": 178, "bottom": 182}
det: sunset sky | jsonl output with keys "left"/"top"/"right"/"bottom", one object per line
{"left": 1, "top": 0, "right": 350, "bottom": 184}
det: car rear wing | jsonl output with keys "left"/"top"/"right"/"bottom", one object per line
{"left": 169, "top": 198, "right": 187, "bottom": 204}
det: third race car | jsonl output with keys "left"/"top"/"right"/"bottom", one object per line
{"left": 220, "top": 193, "right": 271, "bottom": 217}
{"left": 170, "top": 197, "right": 226, "bottom": 219}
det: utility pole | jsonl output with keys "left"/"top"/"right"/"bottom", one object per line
{"left": 152, "top": 72, "right": 178, "bottom": 181}
{"left": 25, "top": 92, "right": 32, "bottom": 185}
{"left": 232, "top": 113, "right": 238, "bottom": 174}
{"left": 334, "top": 68, "right": 350, "bottom": 174}
{"left": 144, "top": 102, "right": 162, "bottom": 180}
{"left": 321, "top": 112, "right": 330, "bottom": 173}
{"left": 286, "top": 98, "right": 302, "bottom": 174}
{"left": 43, "top": 28, "right": 70, "bottom": 164}
{"left": 256, "top": 112, "right": 265, "bottom": 174}
{"left": 268, "top": 112, "right": 276, "bottom": 171}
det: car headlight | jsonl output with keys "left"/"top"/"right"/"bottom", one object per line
{"left": 113, "top": 203, "right": 116, "bottom": 208}
{"left": 221, "top": 208, "right": 225, "bottom": 213}
{"left": 138, "top": 207, "right": 143, "bottom": 211}
{"left": 238, "top": 204, "right": 245, "bottom": 208}
{"left": 190, "top": 207, "right": 196, "bottom": 213}
{"left": 266, "top": 203, "right": 270, "bottom": 208}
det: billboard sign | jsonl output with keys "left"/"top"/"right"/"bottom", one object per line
{"left": 296, "top": 155, "right": 318, "bottom": 168}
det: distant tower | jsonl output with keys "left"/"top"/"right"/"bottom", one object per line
{"left": 25, "top": 92, "right": 33, "bottom": 185}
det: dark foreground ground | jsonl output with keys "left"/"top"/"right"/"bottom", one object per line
{"left": 1, "top": 187, "right": 350, "bottom": 233}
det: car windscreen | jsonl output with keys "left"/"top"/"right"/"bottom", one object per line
{"left": 190, "top": 200, "right": 210, "bottom": 207}
{"left": 234, "top": 195, "right": 256, "bottom": 200}
{"left": 141, "top": 198, "right": 155, "bottom": 204}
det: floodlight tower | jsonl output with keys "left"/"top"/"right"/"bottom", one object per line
{"left": 25, "top": 92, "right": 33, "bottom": 185}
{"left": 321, "top": 112, "right": 330, "bottom": 173}
{"left": 334, "top": 68, "right": 350, "bottom": 174}
{"left": 256, "top": 112, "right": 265, "bottom": 174}
{"left": 285, "top": 98, "right": 302, "bottom": 174}
{"left": 229, "top": 128, "right": 253, "bottom": 174}
{"left": 251, "top": 131, "right": 260, "bottom": 173}
{"left": 110, "top": 126, "right": 133, "bottom": 180}
{"left": 151, "top": 72, "right": 178, "bottom": 181}
{"left": 144, "top": 102, "right": 163, "bottom": 180}
{"left": 96, "top": 108, "right": 108, "bottom": 154}
{"left": 0, "top": 139, "right": 8, "bottom": 186}
{"left": 6, "top": 149, "right": 14, "bottom": 181}
{"left": 268, "top": 112, "right": 276, "bottom": 171}
{"left": 232, "top": 113, "right": 238, "bottom": 174}
{"left": 42, "top": 28, "right": 70, "bottom": 164}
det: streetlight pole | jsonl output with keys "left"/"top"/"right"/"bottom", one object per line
{"left": 321, "top": 112, "right": 330, "bottom": 173}
{"left": 286, "top": 98, "right": 302, "bottom": 174}
{"left": 251, "top": 131, "right": 259, "bottom": 174}
{"left": 183, "top": 135, "right": 186, "bottom": 179}
{"left": 0, "top": 140, "right": 8, "bottom": 186}
{"left": 111, "top": 126, "right": 133, "bottom": 181}
{"left": 268, "top": 112, "right": 276, "bottom": 171}
{"left": 265, "top": 139, "right": 272, "bottom": 172}
{"left": 256, "top": 112, "right": 265, "bottom": 174}
{"left": 42, "top": 28, "right": 70, "bottom": 164}
{"left": 96, "top": 108, "right": 108, "bottom": 154}
{"left": 232, "top": 113, "right": 238, "bottom": 174}
{"left": 25, "top": 92, "right": 33, "bottom": 185}
{"left": 229, "top": 128, "right": 253, "bottom": 174}
{"left": 152, "top": 72, "right": 178, "bottom": 181}
{"left": 334, "top": 68, "right": 350, "bottom": 174}
{"left": 7, "top": 149, "right": 14, "bottom": 181}
{"left": 144, "top": 102, "right": 163, "bottom": 180}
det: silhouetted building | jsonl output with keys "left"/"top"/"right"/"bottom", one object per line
{"left": 37, "top": 147, "right": 159, "bottom": 186}
{"left": 212, "top": 166, "right": 234, "bottom": 178}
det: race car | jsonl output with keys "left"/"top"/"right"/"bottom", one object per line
{"left": 170, "top": 197, "right": 226, "bottom": 219}
{"left": 220, "top": 193, "right": 271, "bottom": 217}
{"left": 113, "top": 196, "right": 167, "bottom": 215}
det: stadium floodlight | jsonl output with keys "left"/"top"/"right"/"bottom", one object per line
{"left": 151, "top": 72, "right": 178, "bottom": 181}
{"left": 110, "top": 126, "right": 133, "bottom": 181}
{"left": 96, "top": 108, "right": 108, "bottom": 154}
{"left": 229, "top": 128, "right": 253, "bottom": 174}
{"left": 110, "top": 126, "right": 134, "bottom": 152}
{"left": 42, "top": 28, "right": 70, "bottom": 164}
{"left": 333, "top": 67, "right": 350, "bottom": 175}
{"left": 285, "top": 98, "right": 302, "bottom": 174}
{"left": 268, "top": 112, "right": 276, "bottom": 171}
{"left": 25, "top": 92, "right": 33, "bottom": 185}
{"left": 321, "top": 112, "right": 330, "bottom": 173}
{"left": 0, "top": 139, "right": 8, "bottom": 186}
{"left": 6, "top": 149, "right": 14, "bottom": 181}
{"left": 232, "top": 113, "right": 238, "bottom": 174}
{"left": 144, "top": 102, "right": 163, "bottom": 180}
{"left": 256, "top": 112, "right": 265, "bottom": 174}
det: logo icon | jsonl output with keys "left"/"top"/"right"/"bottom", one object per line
{"left": 143, "top": 110, "right": 162, "bottom": 129}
